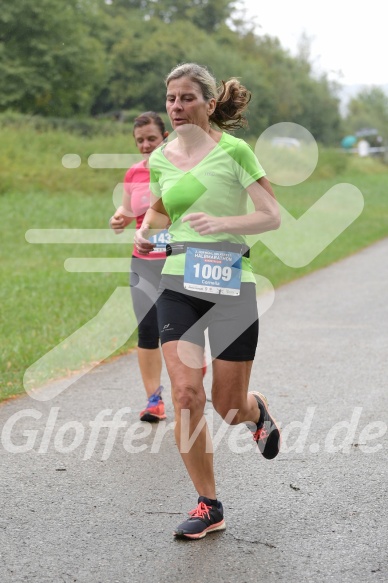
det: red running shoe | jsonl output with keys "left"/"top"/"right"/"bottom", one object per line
{"left": 139, "top": 386, "right": 167, "bottom": 422}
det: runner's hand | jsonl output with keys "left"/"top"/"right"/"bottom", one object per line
{"left": 182, "top": 213, "right": 223, "bottom": 235}
{"left": 134, "top": 223, "right": 155, "bottom": 255}
{"left": 110, "top": 206, "right": 133, "bottom": 234}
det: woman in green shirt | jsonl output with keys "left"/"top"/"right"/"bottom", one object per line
{"left": 134, "top": 63, "right": 281, "bottom": 540}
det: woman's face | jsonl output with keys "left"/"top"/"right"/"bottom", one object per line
{"left": 166, "top": 77, "right": 215, "bottom": 133}
{"left": 134, "top": 122, "right": 165, "bottom": 158}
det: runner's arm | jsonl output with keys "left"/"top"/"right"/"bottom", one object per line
{"left": 134, "top": 196, "right": 170, "bottom": 254}
{"left": 183, "top": 177, "right": 280, "bottom": 236}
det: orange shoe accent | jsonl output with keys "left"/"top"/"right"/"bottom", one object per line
{"left": 173, "top": 498, "right": 226, "bottom": 539}
{"left": 139, "top": 399, "right": 166, "bottom": 422}
{"left": 250, "top": 391, "right": 281, "bottom": 459}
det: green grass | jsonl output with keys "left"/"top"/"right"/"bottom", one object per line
{"left": 251, "top": 166, "right": 388, "bottom": 287}
{"left": 1, "top": 122, "right": 388, "bottom": 401}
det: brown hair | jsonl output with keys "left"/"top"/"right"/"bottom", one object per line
{"left": 133, "top": 111, "right": 166, "bottom": 136}
{"left": 165, "top": 63, "right": 251, "bottom": 130}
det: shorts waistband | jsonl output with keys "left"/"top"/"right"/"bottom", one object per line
{"left": 165, "top": 241, "right": 250, "bottom": 258}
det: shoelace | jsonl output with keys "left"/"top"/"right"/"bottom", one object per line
{"left": 253, "top": 426, "right": 269, "bottom": 442}
{"left": 147, "top": 394, "right": 161, "bottom": 407}
{"left": 188, "top": 502, "right": 211, "bottom": 520}
{"left": 146, "top": 386, "right": 163, "bottom": 407}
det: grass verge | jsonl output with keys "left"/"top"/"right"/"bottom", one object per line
{"left": 1, "top": 123, "right": 387, "bottom": 401}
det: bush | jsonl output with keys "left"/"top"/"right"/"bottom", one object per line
{"left": 0, "top": 111, "right": 132, "bottom": 137}
{"left": 314, "top": 148, "right": 349, "bottom": 179}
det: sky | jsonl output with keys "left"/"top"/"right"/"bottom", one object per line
{"left": 241, "top": 0, "right": 386, "bottom": 87}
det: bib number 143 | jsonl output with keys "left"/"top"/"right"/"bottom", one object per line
{"left": 148, "top": 229, "right": 171, "bottom": 249}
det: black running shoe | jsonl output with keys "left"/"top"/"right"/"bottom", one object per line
{"left": 174, "top": 497, "right": 226, "bottom": 540}
{"left": 251, "top": 392, "right": 281, "bottom": 460}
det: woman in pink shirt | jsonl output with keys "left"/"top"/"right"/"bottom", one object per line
{"left": 110, "top": 112, "right": 169, "bottom": 421}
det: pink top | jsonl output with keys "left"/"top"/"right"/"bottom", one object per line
{"left": 124, "top": 160, "right": 166, "bottom": 260}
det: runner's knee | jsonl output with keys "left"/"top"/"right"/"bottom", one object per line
{"left": 172, "top": 383, "right": 206, "bottom": 414}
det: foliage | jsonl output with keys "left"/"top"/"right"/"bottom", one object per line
{"left": 0, "top": 110, "right": 133, "bottom": 137}
{"left": 0, "top": 0, "right": 345, "bottom": 143}
{"left": 313, "top": 148, "right": 349, "bottom": 179}
{"left": 108, "top": 0, "right": 236, "bottom": 31}
{"left": 344, "top": 87, "right": 388, "bottom": 141}
{"left": 0, "top": 114, "right": 132, "bottom": 197}
{"left": 0, "top": 0, "right": 107, "bottom": 116}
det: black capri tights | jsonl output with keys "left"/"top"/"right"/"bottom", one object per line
{"left": 129, "top": 256, "right": 165, "bottom": 349}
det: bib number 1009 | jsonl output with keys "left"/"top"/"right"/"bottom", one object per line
{"left": 193, "top": 263, "right": 232, "bottom": 282}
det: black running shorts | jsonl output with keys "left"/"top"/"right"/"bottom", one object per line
{"left": 156, "top": 275, "right": 259, "bottom": 361}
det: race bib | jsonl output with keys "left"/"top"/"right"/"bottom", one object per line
{"left": 148, "top": 229, "right": 171, "bottom": 250}
{"left": 184, "top": 247, "right": 242, "bottom": 296}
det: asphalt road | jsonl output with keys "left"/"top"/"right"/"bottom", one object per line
{"left": 1, "top": 239, "right": 387, "bottom": 583}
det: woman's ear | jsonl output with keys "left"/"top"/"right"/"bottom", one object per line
{"left": 207, "top": 98, "right": 217, "bottom": 117}
{"left": 164, "top": 131, "right": 169, "bottom": 138}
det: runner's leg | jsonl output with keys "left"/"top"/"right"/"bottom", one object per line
{"left": 162, "top": 340, "right": 216, "bottom": 499}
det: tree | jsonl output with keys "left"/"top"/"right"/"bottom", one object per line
{"left": 107, "top": 0, "right": 237, "bottom": 32}
{"left": 103, "top": 15, "right": 221, "bottom": 112}
{"left": 345, "top": 87, "right": 388, "bottom": 140}
{"left": 0, "top": 0, "right": 107, "bottom": 116}
{"left": 0, "top": 0, "right": 343, "bottom": 143}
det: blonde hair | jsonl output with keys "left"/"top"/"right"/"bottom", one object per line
{"left": 165, "top": 63, "right": 251, "bottom": 130}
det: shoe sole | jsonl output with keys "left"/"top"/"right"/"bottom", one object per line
{"left": 139, "top": 412, "right": 167, "bottom": 422}
{"left": 251, "top": 391, "right": 281, "bottom": 459}
{"left": 174, "top": 520, "right": 226, "bottom": 540}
